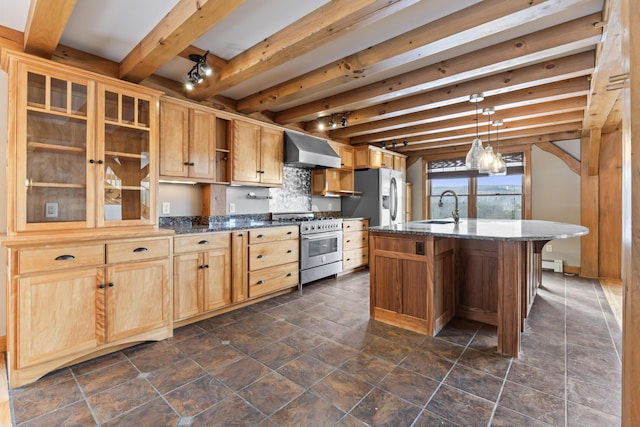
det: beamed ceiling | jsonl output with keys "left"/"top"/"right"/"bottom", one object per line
{"left": 0, "top": 0, "right": 623, "bottom": 162}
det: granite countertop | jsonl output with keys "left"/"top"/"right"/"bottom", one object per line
{"left": 369, "top": 219, "right": 589, "bottom": 241}
{"left": 163, "top": 221, "right": 298, "bottom": 235}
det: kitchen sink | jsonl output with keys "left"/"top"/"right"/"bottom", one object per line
{"left": 418, "top": 220, "right": 457, "bottom": 225}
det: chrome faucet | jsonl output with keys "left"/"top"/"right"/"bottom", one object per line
{"left": 438, "top": 190, "right": 460, "bottom": 224}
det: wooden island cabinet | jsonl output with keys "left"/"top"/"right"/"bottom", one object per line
{"left": 369, "top": 219, "right": 588, "bottom": 357}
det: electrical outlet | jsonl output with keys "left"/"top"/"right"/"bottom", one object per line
{"left": 45, "top": 202, "right": 58, "bottom": 218}
{"left": 229, "top": 202, "right": 236, "bottom": 213}
{"left": 546, "top": 244, "right": 553, "bottom": 252}
{"left": 162, "top": 202, "right": 171, "bottom": 214}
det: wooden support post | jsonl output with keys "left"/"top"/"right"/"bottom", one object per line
{"left": 580, "top": 131, "right": 599, "bottom": 278}
{"left": 497, "top": 241, "right": 522, "bottom": 356}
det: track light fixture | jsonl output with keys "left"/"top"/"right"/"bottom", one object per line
{"left": 329, "top": 114, "right": 337, "bottom": 129}
{"left": 403, "top": 139, "right": 408, "bottom": 147}
{"left": 341, "top": 112, "right": 350, "bottom": 127}
{"left": 185, "top": 50, "right": 212, "bottom": 91}
{"left": 317, "top": 117, "right": 325, "bottom": 131}
{"left": 381, "top": 142, "right": 387, "bottom": 149}
{"left": 392, "top": 141, "right": 397, "bottom": 149}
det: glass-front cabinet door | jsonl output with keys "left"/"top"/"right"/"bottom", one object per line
{"left": 16, "top": 64, "right": 95, "bottom": 231}
{"left": 96, "top": 83, "right": 157, "bottom": 227}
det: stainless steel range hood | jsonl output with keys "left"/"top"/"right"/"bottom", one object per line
{"left": 283, "top": 130, "right": 341, "bottom": 169}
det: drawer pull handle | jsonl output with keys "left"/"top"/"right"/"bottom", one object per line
{"left": 257, "top": 254, "right": 264, "bottom": 259}
{"left": 55, "top": 254, "right": 75, "bottom": 261}
{"left": 98, "top": 283, "right": 106, "bottom": 289}
{"left": 108, "top": 282, "right": 115, "bottom": 287}
{"left": 287, "top": 231, "right": 293, "bottom": 235}
{"left": 198, "top": 240, "right": 209, "bottom": 245}
{"left": 346, "top": 225, "right": 351, "bottom": 228}
{"left": 133, "top": 247, "right": 148, "bottom": 253}
{"left": 346, "top": 240, "right": 351, "bottom": 243}
{"left": 287, "top": 272, "right": 293, "bottom": 277}
{"left": 257, "top": 234, "right": 264, "bottom": 238}
{"left": 287, "top": 249, "right": 292, "bottom": 253}
{"left": 346, "top": 258, "right": 351, "bottom": 261}
{"left": 257, "top": 280, "right": 265, "bottom": 284}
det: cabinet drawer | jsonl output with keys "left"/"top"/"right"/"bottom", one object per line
{"left": 343, "top": 219, "right": 368, "bottom": 231}
{"left": 249, "top": 262, "right": 299, "bottom": 298}
{"left": 249, "top": 226, "right": 298, "bottom": 244}
{"left": 343, "top": 231, "right": 368, "bottom": 250}
{"left": 19, "top": 244, "right": 105, "bottom": 274}
{"left": 343, "top": 247, "right": 369, "bottom": 270}
{"left": 174, "top": 233, "right": 230, "bottom": 254}
{"left": 249, "top": 240, "right": 299, "bottom": 271}
{"left": 106, "top": 239, "right": 170, "bottom": 264}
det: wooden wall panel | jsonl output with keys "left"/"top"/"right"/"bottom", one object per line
{"left": 580, "top": 132, "right": 599, "bottom": 278}
{"left": 599, "top": 128, "right": 622, "bottom": 279}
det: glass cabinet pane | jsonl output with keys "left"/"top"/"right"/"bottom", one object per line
{"left": 137, "top": 99, "right": 149, "bottom": 127}
{"left": 27, "top": 72, "right": 46, "bottom": 107}
{"left": 71, "top": 83, "right": 88, "bottom": 116}
{"left": 121, "top": 95, "right": 135, "bottom": 125}
{"left": 25, "top": 112, "right": 88, "bottom": 223}
{"left": 104, "top": 91, "right": 119, "bottom": 122}
{"left": 50, "top": 78, "right": 67, "bottom": 112}
{"left": 103, "top": 124, "right": 150, "bottom": 221}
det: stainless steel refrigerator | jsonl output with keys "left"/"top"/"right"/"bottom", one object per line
{"left": 341, "top": 168, "right": 404, "bottom": 226}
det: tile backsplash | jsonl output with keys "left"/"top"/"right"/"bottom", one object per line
{"left": 269, "top": 165, "right": 311, "bottom": 212}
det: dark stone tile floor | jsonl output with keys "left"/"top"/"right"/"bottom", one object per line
{"left": 8, "top": 270, "right": 622, "bottom": 426}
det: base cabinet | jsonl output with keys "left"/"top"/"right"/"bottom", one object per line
{"left": 173, "top": 233, "right": 231, "bottom": 322}
{"left": 7, "top": 234, "right": 172, "bottom": 387}
{"left": 342, "top": 219, "right": 369, "bottom": 271}
{"left": 248, "top": 226, "right": 299, "bottom": 298}
{"left": 369, "top": 232, "right": 455, "bottom": 336}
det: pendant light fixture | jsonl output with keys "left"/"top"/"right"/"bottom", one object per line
{"left": 479, "top": 107, "right": 497, "bottom": 173}
{"left": 465, "top": 93, "right": 485, "bottom": 169}
{"left": 490, "top": 119, "right": 507, "bottom": 175}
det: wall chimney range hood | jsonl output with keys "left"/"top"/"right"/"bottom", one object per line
{"left": 283, "top": 130, "right": 341, "bottom": 169}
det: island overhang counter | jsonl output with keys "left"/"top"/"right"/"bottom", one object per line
{"left": 368, "top": 219, "right": 588, "bottom": 357}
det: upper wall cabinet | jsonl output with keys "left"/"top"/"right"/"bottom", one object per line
{"left": 231, "top": 120, "right": 283, "bottom": 187}
{"left": 354, "top": 145, "right": 407, "bottom": 179}
{"left": 2, "top": 51, "right": 162, "bottom": 233}
{"left": 159, "top": 98, "right": 230, "bottom": 184}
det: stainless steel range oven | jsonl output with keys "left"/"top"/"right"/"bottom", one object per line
{"left": 273, "top": 213, "right": 343, "bottom": 286}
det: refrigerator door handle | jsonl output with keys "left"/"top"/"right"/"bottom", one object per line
{"left": 390, "top": 177, "right": 398, "bottom": 221}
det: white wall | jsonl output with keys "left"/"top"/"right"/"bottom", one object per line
{"left": 406, "top": 160, "right": 423, "bottom": 220}
{"left": 531, "top": 141, "right": 582, "bottom": 267}
{"left": 0, "top": 70, "right": 8, "bottom": 336}
{"left": 158, "top": 183, "right": 203, "bottom": 216}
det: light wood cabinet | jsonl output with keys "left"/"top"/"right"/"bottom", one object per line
{"left": 173, "top": 232, "right": 231, "bottom": 322}
{"left": 6, "top": 234, "right": 173, "bottom": 387}
{"left": 2, "top": 51, "right": 161, "bottom": 233}
{"left": 342, "top": 219, "right": 369, "bottom": 271}
{"left": 354, "top": 145, "right": 407, "bottom": 178}
{"left": 231, "top": 231, "right": 249, "bottom": 303}
{"left": 159, "top": 98, "right": 231, "bottom": 184}
{"left": 248, "top": 226, "right": 299, "bottom": 298}
{"left": 312, "top": 141, "right": 354, "bottom": 196}
{"left": 231, "top": 120, "right": 283, "bottom": 186}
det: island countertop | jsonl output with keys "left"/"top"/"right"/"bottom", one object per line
{"left": 369, "top": 219, "right": 589, "bottom": 241}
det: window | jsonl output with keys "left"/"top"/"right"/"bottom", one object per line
{"left": 428, "top": 153, "right": 525, "bottom": 220}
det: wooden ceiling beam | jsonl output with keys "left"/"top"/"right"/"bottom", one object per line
{"left": 324, "top": 52, "right": 594, "bottom": 136}
{"left": 350, "top": 97, "right": 587, "bottom": 144}
{"left": 23, "top": 0, "right": 77, "bottom": 57}
{"left": 240, "top": 0, "right": 594, "bottom": 114}
{"left": 0, "top": 25, "right": 24, "bottom": 52}
{"left": 393, "top": 122, "right": 582, "bottom": 151}
{"left": 405, "top": 130, "right": 582, "bottom": 158}
{"left": 119, "top": 0, "right": 246, "bottom": 82}
{"left": 275, "top": 13, "right": 601, "bottom": 124}
{"left": 582, "top": 0, "right": 624, "bottom": 130}
{"left": 191, "top": 0, "right": 420, "bottom": 100}
{"left": 335, "top": 77, "right": 589, "bottom": 139}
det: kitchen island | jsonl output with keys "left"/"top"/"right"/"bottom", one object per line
{"left": 368, "top": 219, "right": 588, "bottom": 356}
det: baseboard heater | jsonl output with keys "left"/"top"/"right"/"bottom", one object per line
{"left": 542, "top": 259, "right": 563, "bottom": 273}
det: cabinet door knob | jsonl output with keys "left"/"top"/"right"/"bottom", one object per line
{"left": 237, "top": 233, "right": 244, "bottom": 237}
{"left": 98, "top": 283, "right": 106, "bottom": 289}
{"left": 133, "top": 247, "right": 148, "bottom": 253}
{"left": 108, "top": 282, "right": 115, "bottom": 287}
{"left": 89, "top": 159, "right": 96, "bottom": 164}
{"left": 287, "top": 249, "right": 292, "bottom": 253}
{"left": 97, "top": 160, "right": 104, "bottom": 164}
{"left": 55, "top": 254, "right": 75, "bottom": 261}
{"left": 204, "top": 264, "right": 209, "bottom": 268}
{"left": 199, "top": 265, "right": 205, "bottom": 269}
{"left": 198, "top": 240, "right": 209, "bottom": 245}
{"left": 286, "top": 272, "right": 293, "bottom": 277}
{"left": 257, "top": 254, "right": 264, "bottom": 259}
{"left": 257, "top": 279, "right": 265, "bottom": 284}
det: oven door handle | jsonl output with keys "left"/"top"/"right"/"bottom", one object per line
{"left": 301, "top": 232, "right": 341, "bottom": 240}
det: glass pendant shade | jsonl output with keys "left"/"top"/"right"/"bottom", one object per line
{"left": 489, "top": 153, "right": 507, "bottom": 175}
{"left": 478, "top": 145, "right": 496, "bottom": 173}
{"left": 465, "top": 137, "right": 484, "bottom": 169}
